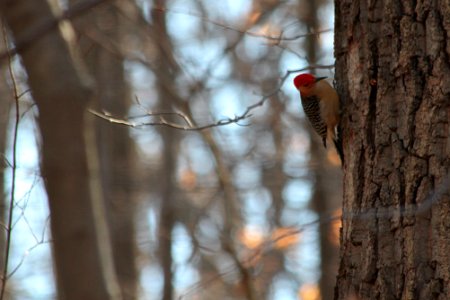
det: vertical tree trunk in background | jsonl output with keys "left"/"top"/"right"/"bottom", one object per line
{"left": 157, "top": 101, "right": 177, "bottom": 300}
{"left": 151, "top": 2, "right": 178, "bottom": 299}
{"left": 1, "top": 1, "right": 120, "bottom": 299}
{"left": 335, "top": 0, "right": 449, "bottom": 298}
{"left": 301, "top": 0, "right": 341, "bottom": 299}
{"left": 71, "top": 2, "right": 138, "bottom": 298}
{"left": 260, "top": 71, "right": 288, "bottom": 299}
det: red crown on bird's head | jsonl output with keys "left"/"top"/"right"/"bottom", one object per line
{"left": 293, "top": 73, "right": 316, "bottom": 89}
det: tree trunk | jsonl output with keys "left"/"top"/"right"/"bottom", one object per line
{"left": 1, "top": 1, "right": 120, "bottom": 299}
{"left": 70, "top": 2, "right": 139, "bottom": 298}
{"left": 151, "top": 2, "right": 177, "bottom": 299}
{"left": 335, "top": 0, "right": 450, "bottom": 299}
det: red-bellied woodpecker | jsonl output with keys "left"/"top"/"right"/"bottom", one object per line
{"left": 293, "top": 73, "right": 344, "bottom": 162}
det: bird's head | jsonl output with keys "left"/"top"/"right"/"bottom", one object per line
{"left": 293, "top": 73, "right": 327, "bottom": 96}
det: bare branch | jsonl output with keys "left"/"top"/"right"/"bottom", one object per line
{"left": 90, "top": 65, "right": 334, "bottom": 131}
{"left": 0, "top": 0, "right": 110, "bottom": 61}
{"left": 0, "top": 1, "right": 332, "bottom": 63}
{"left": 0, "top": 21, "right": 20, "bottom": 300}
{"left": 132, "top": 96, "right": 195, "bottom": 127}
{"left": 178, "top": 215, "right": 339, "bottom": 300}
{"left": 89, "top": 108, "right": 250, "bottom": 131}
{"left": 151, "top": 6, "right": 333, "bottom": 42}
{"left": 179, "top": 171, "right": 449, "bottom": 299}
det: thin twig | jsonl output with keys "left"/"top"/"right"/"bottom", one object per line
{"left": 178, "top": 171, "right": 450, "bottom": 299}
{"left": 0, "top": 22, "right": 20, "bottom": 300}
{"left": 178, "top": 215, "right": 339, "bottom": 300}
{"left": 132, "top": 96, "right": 194, "bottom": 127}
{"left": 7, "top": 239, "right": 51, "bottom": 279}
{"left": 151, "top": 6, "right": 333, "bottom": 42}
{"left": 90, "top": 65, "right": 334, "bottom": 131}
{"left": 0, "top": 0, "right": 110, "bottom": 61}
{"left": 89, "top": 108, "right": 250, "bottom": 130}
{"left": 0, "top": 1, "right": 332, "bottom": 62}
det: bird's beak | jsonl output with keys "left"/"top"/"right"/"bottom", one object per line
{"left": 315, "top": 77, "right": 327, "bottom": 82}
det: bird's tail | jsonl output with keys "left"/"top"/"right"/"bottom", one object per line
{"left": 333, "top": 125, "right": 344, "bottom": 164}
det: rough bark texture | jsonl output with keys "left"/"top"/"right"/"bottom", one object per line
{"left": 1, "top": 1, "right": 120, "bottom": 299}
{"left": 335, "top": 0, "right": 450, "bottom": 299}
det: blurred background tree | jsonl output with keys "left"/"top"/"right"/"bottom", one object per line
{"left": 0, "top": 0, "right": 342, "bottom": 299}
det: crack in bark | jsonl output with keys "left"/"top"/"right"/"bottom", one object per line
{"left": 335, "top": 0, "right": 449, "bottom": 299}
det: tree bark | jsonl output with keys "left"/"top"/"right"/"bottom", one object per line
{"left": 335, "top": 0, "right": 450, "bottom": 299}
{"left": 151, "top": 2, "right": 177, "bottom": 299}
{"left": 0, "top": 1, "right": 120, "bottom": 299}
{"left": 70, "top": 2, "right": 139, "bottom": 298}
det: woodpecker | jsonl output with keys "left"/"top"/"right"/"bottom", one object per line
{"left": 293, "top": 73, "right": 344, "bottom": 162}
